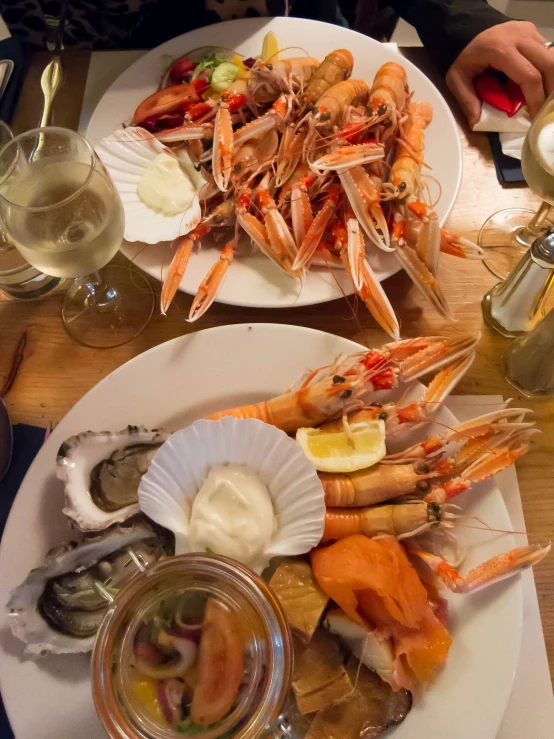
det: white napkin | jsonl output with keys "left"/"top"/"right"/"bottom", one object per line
{"left": 472, "top": 101, "right": 531, "bottom": 160}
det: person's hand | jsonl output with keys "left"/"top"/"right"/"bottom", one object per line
{"left": 446, "top": 21, "right": 554, "bottom": 126}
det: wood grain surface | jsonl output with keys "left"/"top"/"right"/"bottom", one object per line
{"left": 1, "top": 48, "right": 552, "bottom": 685}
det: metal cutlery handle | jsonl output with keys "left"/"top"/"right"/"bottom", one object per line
{"left": 0, "top": 59, "right": 14, "bottom": 103}
{"left": 39, "top": 54, "right": 64, "bottom": 128}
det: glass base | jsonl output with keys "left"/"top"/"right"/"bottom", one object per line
{"left": 481, "top": 292, "right": 526, "bottom": 338}
{"left": 62, "top": 265, "right": 154, "bottom": 348}
{"left": 478, "top": 209, "right": 536, "bottom": 280}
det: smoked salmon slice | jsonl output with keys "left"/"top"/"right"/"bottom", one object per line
{"left": 311, "top": 535, "right": 452, "bottom": 689}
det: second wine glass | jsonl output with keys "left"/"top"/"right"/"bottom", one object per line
{"left": 478, "top": 91, "right": 554, "bottom": 280}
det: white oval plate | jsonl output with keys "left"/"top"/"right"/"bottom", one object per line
{"left": 87, "top": 17, "right": 463, "bottom": 309}
{"left": 0, "top": 324, "right": 519, "bottom": 739}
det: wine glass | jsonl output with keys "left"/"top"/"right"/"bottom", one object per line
{"left": 0, "top": 127, "right": 154, "bottom": 347}
{"left": 478, "top": 91, "right": 554, "bottom": 280}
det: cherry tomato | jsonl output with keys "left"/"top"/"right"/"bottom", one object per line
{"left": 190, "top": 599, "right": 244, "bottom": 726}
{"left": 191, "top": 78, "right": 208, "bottom": 95}
{"left": 134, "top": 84, "right": 199, "bottom": 124}
{"left": 169, "top": 58, "right": 195, "bottom": 84}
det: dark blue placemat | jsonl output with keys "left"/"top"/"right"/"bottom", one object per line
{"left": 488, "top": 133, "right": 525, "bottom": 185}
{"left": 0, "top": 37, "right": 27, "bottom": 125}
{"left": 0, "top": 423, "right": 46, "bottom": 739}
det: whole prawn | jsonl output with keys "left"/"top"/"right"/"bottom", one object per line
{"left": 206, "top": 334, "right": 478, "bottom": 432}
{"left": 304, "top": 49, "right": 354, "bottom": 103}
{"left": 313, "top": 79, "right": 370, "bottom": 129}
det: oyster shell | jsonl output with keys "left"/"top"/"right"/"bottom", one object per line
{"left": 7, "top": 518, "right": 173, "bottom": 657}
{"left": 57, "top": 426, "right": 169, "bottom": 531}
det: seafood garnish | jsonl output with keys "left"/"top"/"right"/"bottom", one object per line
{"left": 119, "top": 38, "right": 482, "bottom": 327}
{"left": 57, "top": 426, "right": 169, "bottom": 531}
{"left": 7, "top": 519, "right": 172, "bottom": 657}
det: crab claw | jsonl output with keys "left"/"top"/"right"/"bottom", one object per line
{"left": 342, "top": 218, "right": 400, "bottom": 340}
{"left": 293, "top": 187, "right": 340, "bottom": 271}
{"left": 187, "top": 242, "right": 235, "bottom": 323}
{"left": 338, "top": 166, "right": 393, "bottom": 252}
{"left": 410, "top": 543, "right": 551, "bottom": 594}
{"left": 390, "top": 333, "right": 480, "bottom": 382}
{"left": 414, "top": 218, "right": 441, "bottom": 275}
{"left": 386, "top": 404, "right": 534, "bottom": 462}
{"left": 440, "top": 230, "right": 485, "bottom": 259}
{"left": 424, "top": 427, "right": 538, "bottom": 504}
{"left": 212, "top": 106, "right": 233, "bottom": 192}
{"left": 394, "top": 243, "right": 454, "bottom": 320}
{"left": 310, "top": 143, "right": 385, "bottom": 173}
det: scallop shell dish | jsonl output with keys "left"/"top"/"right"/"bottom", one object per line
{"left": 95, "top": 127, "right": 206, "bottom": 243}
{"left": 138, "top": 417, "right": 326, "bottom": 573}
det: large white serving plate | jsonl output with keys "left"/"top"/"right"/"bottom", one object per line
{"left": 0, "top": 324, "right": 519, "bottom": 739}
{"left": 87, "top": 17, "right": 463, "bottom": 310}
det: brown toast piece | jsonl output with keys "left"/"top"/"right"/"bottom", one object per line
{"left": 292, "top": 629, "right": 354, "bottom": 715}
{"left": 269, "top": 558, "right": 329, "bottom": 644}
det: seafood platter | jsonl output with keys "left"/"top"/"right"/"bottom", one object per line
{"left": 88, "top": 17, "right": 466, "bottom": 317}
{"left": 0, "top": 323, "right": 548, "bottom": 739}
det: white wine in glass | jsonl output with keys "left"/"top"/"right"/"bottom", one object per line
{"left": 478, "top": 91, "right": 554, "bottom": 280}
{"left": 521, "top": 109, "right": 554, "bottom": 204}
{"left": 0, "top": 127, "right": 153, "bottom": 347}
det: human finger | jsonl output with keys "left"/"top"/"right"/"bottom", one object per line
{"left": 446, "top": 67, "right": 482, "bottom": 127}
{"left": 518, "top": 39, "right": 554, "bottom": 96}
{"left": 495, "top": 50, "right": 546, "bottom": 116}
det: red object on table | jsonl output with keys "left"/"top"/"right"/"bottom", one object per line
{"left": 474, "top": 70, "right": 525, "bottom": 117}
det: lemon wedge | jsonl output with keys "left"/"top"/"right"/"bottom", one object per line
{"left": 261, "top": 31, "right": 281, "bottom": 62}
{"left": 296, "top": 419, "right": 386, "bottom": 473}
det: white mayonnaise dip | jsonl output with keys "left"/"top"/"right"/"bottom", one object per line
{"left": 189, "top": 464, "right": 276, "bottom": 568}
{"left": 137, "top": 151, "right": 196, "bottom": 216}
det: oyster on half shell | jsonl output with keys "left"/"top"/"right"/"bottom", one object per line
{"left": 7, "top": 518, "right": 173, "bottom": 657}
{"left": 57, "top": 426, "right": 169, "bottom": 531}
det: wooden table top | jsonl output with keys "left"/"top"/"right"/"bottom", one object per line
{"left": 1, "top": 48, "right": 553, "bottom": 685}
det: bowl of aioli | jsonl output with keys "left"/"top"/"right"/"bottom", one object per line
{"left": 138, "top": 417, "right": 325, "bottom": 573}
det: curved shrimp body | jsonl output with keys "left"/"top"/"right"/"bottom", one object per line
{"left": 368, "top": 62, "right": 408, "bottom": 115}
{"left": 390, "top": 101, "right": 433, "bottom": 196}
{"left": 314, "top": 79, "right": 370, "bottom": 128}
{"left": 320, "top": 461, "right": 444, "bottom": 507}
{"left": 305, "top": 49, "right": 354, "bottom": 103}
{"left": 322, "top": 501, "right": 448, "bottom": 541}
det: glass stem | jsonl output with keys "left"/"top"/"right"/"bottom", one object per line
{"left": 520, "top": 202, "right": 553, "bottom": 242}
{"left": 84, "top": 271, "right": 119, "bottom": 312}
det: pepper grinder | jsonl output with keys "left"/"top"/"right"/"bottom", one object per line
{"left": 482, "top": 228, "right": 554, "bottom": 338}
{"left": 503, "top": 304, "right": 554, "bottom": 397}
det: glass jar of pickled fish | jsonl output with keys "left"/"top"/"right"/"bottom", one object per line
{"left": 91, "top": 553, "right": 292, "bottom": 739}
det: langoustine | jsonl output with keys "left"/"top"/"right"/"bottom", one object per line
{"left": 206, "top": 334, "right": 478, "bottom": 432}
